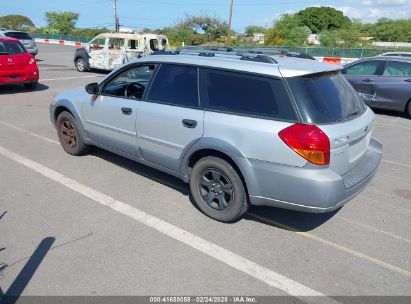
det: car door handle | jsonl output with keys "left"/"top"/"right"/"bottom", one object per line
{"left": 404, "top": 79, "right": 411, "bottom": 82}
{"left": 362, "top": 78, "right": 373, "bottom": 82}
{"left": 182, "top": 119, "right": 197, "bottom": 128}
{"left": 121, "top": 107, "right": 132, "bottom": 115}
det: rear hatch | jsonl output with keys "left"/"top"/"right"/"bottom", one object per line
{"left": 0, "top": 40, "right": 31, "bottom": 80}
{"left": 286, "top": 71, "right": 374, "bottom": 175}
{"left": 4, "top": 31, "right": 33, "bottom": 48}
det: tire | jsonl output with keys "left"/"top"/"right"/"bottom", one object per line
{"left": 24, "top": 82, "right": 38, "bottom": 90}
{"left": 75, "top": 57, "right": 88, "bottom": 72}
{"left": 56, "top": 111, "right": 90, "bottom": 155}
{"left": 190, "top": 156, "right": 249, "bottom": 222}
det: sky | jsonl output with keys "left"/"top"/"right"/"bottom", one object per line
{"left": 1, "top": 0, "right": 410, "bottom": 32}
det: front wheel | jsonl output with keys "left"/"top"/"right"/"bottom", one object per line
{"left": 56, "top": 111, "right": 90, "bottom": 155}
{"left": 190, "top": 156, "right": 249, "bottom": 222}
{"left": 407, "top": 100, "right": 411, "bottom": 118}
{"left": 75, "top": 57, "right": 88, "bottom": 72}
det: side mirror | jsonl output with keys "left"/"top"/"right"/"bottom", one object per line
{"left": 85, "top": 82, "right": 99, "bottom": 95}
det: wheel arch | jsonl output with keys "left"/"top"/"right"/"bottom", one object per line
{"left": 179, "top": 138, "right": 250, "bottom": 194}
{"left": 53, "top": 101, "right": 89, "bottom": 143}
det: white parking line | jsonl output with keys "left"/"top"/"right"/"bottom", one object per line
{"left": 382, "top": 159, "right": 411, "bottom": 169}
{"left": 0, "top": 145, "right": 339, "bottom": 304}
{"left": 40, "top": 75, "right": 102, "bottom": 82}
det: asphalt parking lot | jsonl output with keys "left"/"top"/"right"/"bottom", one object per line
{"left": 0, "top": 43, "right": 410, "bottom": 301}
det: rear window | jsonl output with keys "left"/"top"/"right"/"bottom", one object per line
{"left": 200, "top": 69, "right": 297, "bottom": 121}
{"left": 4, "top": 32, "right": 32, "bottom": 40}
{"left": 287, "top": 72, "right": 366, "bottom": 124}
{"left": 0, "top": 41, "right": 26, "bottom": 55}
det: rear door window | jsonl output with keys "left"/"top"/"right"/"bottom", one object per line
{"left": 147, "top": 64, "right": 198, "bottom": 107}
{"left": 287, "top": 72, "right": 366, "bottom": 124}
{"left": 383, "top": 61, "right": 411, "bottom": 76}
{"left": 342, "top": 61, "right": 383, "bottom": 75}
{"left": 199, "top": 69, "right": 297, "bottom": 121}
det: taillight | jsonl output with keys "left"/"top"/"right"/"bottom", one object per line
{"left": 279, "top": 124, "right": 330, "bottom": 166}
{"left": 29, "top": 57, "right": 35, "bottom": 65}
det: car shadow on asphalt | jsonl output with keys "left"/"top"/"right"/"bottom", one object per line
{"left": 90, "top": 147, "right": 190, "bottom": 196}
{"left": 244, "top": 205, "right": 340, "bottom": 232}
{"left": 0, "top": 83, "right": 49, "bottom": 95}
{"left": 90, "top": 147, "right": 339, "bottom": 231}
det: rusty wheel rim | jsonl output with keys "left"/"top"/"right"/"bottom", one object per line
{"left": 60, "top": 120, "right": 77, "bottom": 149}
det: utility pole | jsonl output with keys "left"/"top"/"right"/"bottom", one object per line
{"left": 226, "top": 0, "right": 233, "bottom": 44}
{"left": 114, "top": 0, "right": 119, "bottom": 32}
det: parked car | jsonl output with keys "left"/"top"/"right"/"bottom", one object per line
{"left": 0, "top": 29, "right": 38, "bottom": 56}
{"left": 379, "top": 52, "right": 411, "bottom": 58}
{"left": 342, "top": 56, "right": 411, "bottom": 117}
{"left": 0, "top": 36, "right": 39, "bottom": 89}
{"left": 74, "top": 32, "right": 169, "bottom": 72}
{"left": 50, "top": 53, "right": 382, "bottom": 222}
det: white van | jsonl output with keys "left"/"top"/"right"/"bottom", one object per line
{"left": 74, "top": 32, "right": 169, "bottom": 71}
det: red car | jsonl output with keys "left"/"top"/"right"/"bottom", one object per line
{"left": 0, "top": 36, "right": 39, "bottom": 89}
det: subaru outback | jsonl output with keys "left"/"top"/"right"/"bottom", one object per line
{"left": 49, "top": 52, "right": 382, "bottom": 222}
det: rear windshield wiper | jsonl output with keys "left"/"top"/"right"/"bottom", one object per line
{"left": 0, "top": 52, "right": 9, "bottom": 55}
{"left": 335, "top": 111, "right": 359, "bottom": 123}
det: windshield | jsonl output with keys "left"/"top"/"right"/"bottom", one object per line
{"left": 4, "top": 32, "right": 32, "bottom": 40}
{"left": 287, "top": 72, "right": 366, "bottom": 124}
{"left": 0, "top": 41, "right": 26, "bottom": 55}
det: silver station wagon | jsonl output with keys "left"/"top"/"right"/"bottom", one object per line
{"left": 50, "top": 52, "right": 382, "bottom": 222}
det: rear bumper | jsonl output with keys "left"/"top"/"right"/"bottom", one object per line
{"left": 0, "top": 66, "right": 39, "bottom": 85}
{"left": 241, "top": 138, "right": 382, "bottom": 213}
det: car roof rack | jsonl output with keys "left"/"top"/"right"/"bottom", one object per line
{"left": 151, "top": 50, "right": 180, "bottom": 55}
{"left": 155, "top": 48, "right": 278, "bottom": 64}
{"left": 240, "top": 54, "right": 278, "bottom": 64}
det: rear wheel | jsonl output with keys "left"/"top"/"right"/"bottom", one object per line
{"left": 190, "top": 156, "right": 249, "bottom": 222}
{"left": 75, "top": 57, "right": 88, "bottom": 72}
{"left": 24, "top": 82, "right": 38, "bottom": 90}
{"left": 56, "top": 111, "right": 89, "bottom": 155}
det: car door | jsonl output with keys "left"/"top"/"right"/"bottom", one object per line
{"left": 342, "top": 60, "right": 385, "bottom": 105}
{"left": 371, "top": 60, "right": 411, "bottom": 111}
{"left": 105, "top": 37, "right": 125, "bottom": 70}
{"left": 82, "top": 64, "right": 157, "bottom": 157}
{"left": 88, "top": 37, "right": 107, "bottom": 69}
{"left": 136, "top": 63, "right": 204, "bottom": 171}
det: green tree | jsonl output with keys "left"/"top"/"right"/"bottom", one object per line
{"left": 244, "top": 25, "right": 265, "bottom": 36}
{"left": 44, "top": 11, "right": 79, "bottom": 34}
{"left": 0, "top": 15, "right": 34, "bottom": 30}
{"left": 297, "top": 7, "right": 351, "bottom": 33}
{"left": 372, "top": 18, "right": 411, "bottom": 42}
{"left": 270, "top": 13, "right": 311, "bottom": 46}
{"left": 176, "top": 14, "right": 229, "bottom": 42}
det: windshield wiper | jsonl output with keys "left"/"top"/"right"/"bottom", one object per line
{"left": 335, "top": 111, "right": 359, "bottom": 123}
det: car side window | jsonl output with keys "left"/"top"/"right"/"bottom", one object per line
{"left": 383, "top": 61, "right": 411, "bottom": 76}
{"left": 108, "top": 38, "right": 125, "bottom": 50}
{"left": 200, "top": 69, "right": 297, "bottom": 121}
{"left": 146, "top": 64, "right": 199, "bottom": 107}
{"left": 342, "top": 61, "right": 382, "bottom": 75}
{"left": 102, "top": 64, "right": 156, "bottom": 99}
{"left": 89, "top": 38, "right": 105, "bottom": 50}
